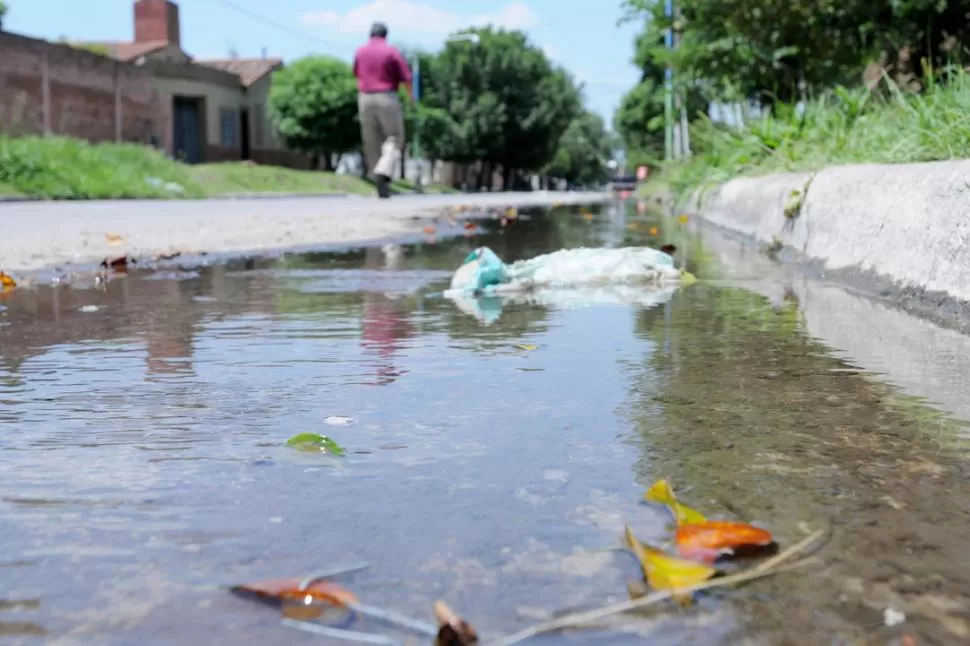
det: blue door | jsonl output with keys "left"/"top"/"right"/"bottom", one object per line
{"left": 173, "top": 97, "right": 202, "bottom": 164}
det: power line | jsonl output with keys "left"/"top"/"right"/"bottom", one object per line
{"left": 204, "top": 0, "right": 353, "bottom": 52}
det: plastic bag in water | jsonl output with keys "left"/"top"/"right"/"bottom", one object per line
{"left": 449, "top": 247, "right": 510, "bottom": 292}
{"left": 446, "top": 246, "right": 681, "bottom": 295}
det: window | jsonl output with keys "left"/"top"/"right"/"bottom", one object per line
{"left": 220, "top": 107, "right": 238, "bottom": 148}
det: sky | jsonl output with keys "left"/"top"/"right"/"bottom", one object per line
{"left": 5, "top": 0, "right": 642, "bottom": 125}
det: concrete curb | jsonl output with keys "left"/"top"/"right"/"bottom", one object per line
{"left": 684, "top": 159, "right": 970, "bottom": 326}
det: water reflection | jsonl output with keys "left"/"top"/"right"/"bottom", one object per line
{"left": 0, "top": 200, "right": 969, "bottom": 644}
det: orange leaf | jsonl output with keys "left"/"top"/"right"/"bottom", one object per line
{"left": 231, "top": 578, "right": 357, "bottom": 607}
{"left": 0, "top": 272, "right": 16, "bottom": 289}
{"left": 623, "top": 526, "right": 715, "bottom": 597}
{"left": 645, "top": 480, "right": 707, "bottom": 526}
{"left": 463, "top": 221, "right": 477, "bottom": 230}
{"left": 676, "top": 521, "right": 774, "bottom": 564}
{"left": 649, "top": 227, "right": 659, "bottom": 235}
{"left": 423, "top": 225, "right": 437, "bottom": 235}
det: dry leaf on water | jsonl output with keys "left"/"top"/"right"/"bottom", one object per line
{"left": 676, "top": 521, "right": 774, "bottom": 564}
{"left": 463, "top": 221, "right": 477, "bottom": 231}
{"left": 505, "top": 207, "right": 518, "bottom": 220}
{"left": 232, "top": 578, "right": 357, "bottom": 607}
{"left": 514, "top": 344, "right": 538, "bottom": 352}
{"left": 423, "top": 225, "right": 438, "bottom": 235}
{"left": 645, "top": 480, "right": 707, "bottom": 526}
{"left": 101, "top": 256, "right": 133, "bottom": 273}
{"left": 0, "top": 272, "right": 16, "bottom": 289}
{"left": 434, "top": 601, "right": 479, "bottom": 645}
{"left": 649, "top": 227, "right": 659, "bottom": 236}
{"left": 104, "top": 232, "right": 125, "bottom": 246}
{"left": 623, "top": 526, "right": 715, "bottom": 602}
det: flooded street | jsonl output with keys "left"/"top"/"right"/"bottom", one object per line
{"left": 3, "top": 202, "right": 970, "bottom": 645}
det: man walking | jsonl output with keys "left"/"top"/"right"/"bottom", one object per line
{"left": 353, "top": 22, "right": 413, "bottom": 199}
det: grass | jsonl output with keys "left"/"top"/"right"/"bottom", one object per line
{"left": 653, "top": 67, "right": 970, "bottom": 197}
{"left": 0, "top": 135, "right": 458, "bottom": 200}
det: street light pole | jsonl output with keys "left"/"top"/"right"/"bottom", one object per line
{"left": 411, "top": 32, "right": 479, "bottom": 194}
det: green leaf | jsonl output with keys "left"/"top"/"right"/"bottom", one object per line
{"left": 286, "top": 433, "right": 346, "bottom": 455}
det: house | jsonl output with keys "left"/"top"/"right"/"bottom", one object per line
{"left": 75, "top": 0, "right": 310, "bottom": 167}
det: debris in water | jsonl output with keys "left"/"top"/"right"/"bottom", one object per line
{"left": 434, "top": 601, "right": 479, "bottom": 645}
{"left": 645, "top": 479, "right": 707, "bottom": 525}
{"left": 157, "top": 251, "right": 182, "bottom": 261}
{"left": 660, "top": 244, "right": 677, "bottom": 256}
{"left": 104, "top": 232, "right": 125, "bottom": 246}
{"left": 492, "top": 531, "right": 825, "bottom": 646}
{"left": 286, "top": 433, "right": 345, "bottom": 455}
{"left": 0, "top": 272, "right": 16, "bottom": 289}
{"left": 79, "top": 305, "right": 99, "bottom": 313}
{"left": 884, "top": 607, "right": 906, "bottom": 627}
{"left": 463, "top": 221, "right": 477, "bottom": 231}
{"left": 677, "top": 214, "right": 689, "bottom": 224}
{"left": 101, "top": 255, "right": 133, "bottom": 273}
{"left": 423, "top": 225, "right": 437, "bottom": 235}
{"left": 675, "top": 521, "right": 774, "bottom": 564}
{"left": 622, "top": 526, "right": 715, "bottom": 603}
{"left": 646, "top": 480, "right": 775, "bottom": 563}
{"left": 513, "top": 344, "right": 537, "bottom": 352}
{"left": 232, "top": 577, "right": 357, "bottom": 608}
{"left": 649, "top": 227, "right": 659, "bottom": 235}
{"left": 325, "top": 416, "right": 355, "bottom": 426}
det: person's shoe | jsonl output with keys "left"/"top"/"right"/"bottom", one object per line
{"left": 376, "top": 175, "right": 391, "bottom": 199}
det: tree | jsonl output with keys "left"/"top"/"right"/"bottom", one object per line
{"left": 546, "top": 111, "right": 615, "bottom": 187}
{"left": 620, "top": 0, "right": 970, "bottom": 107}
{"left": 423, "top": 27, "right": 583, "bottom": 186}
{"left": 268, "top": 56, "right": 360, "bottom": 171}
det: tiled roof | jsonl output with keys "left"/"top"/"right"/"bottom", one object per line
{"left": 196, "top": 58, "right": 284, "bottom": 87}
{"left": 73, "top": 40, "right": 170, "bottom": 62}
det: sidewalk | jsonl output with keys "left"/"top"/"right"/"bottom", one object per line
{"left": 0, "top": 191, "right": 611, "bottom": 275}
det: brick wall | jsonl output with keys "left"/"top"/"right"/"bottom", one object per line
{"left": 0, "top": 32, "right": 166, "bottom": 146}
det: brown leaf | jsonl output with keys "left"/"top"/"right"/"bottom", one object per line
{"left": 231, "top": 578, "right": 357, "bottom": 608}
{"left": 101, "top": 256, "right": 133, "bottom": 273}
{"left": 104, "top": 232, "right": 125, "bottom": 246}
{"left": 434, "top": 601, "right": 479, "bottom": 645}
{"left": 676, "top": 521, "right": 774, "bottom": 564}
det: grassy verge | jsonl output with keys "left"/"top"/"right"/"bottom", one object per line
{"left": 651, "top": 68, "right": 970, "bottom": 198}
{"left": 0, "top": 135, "right": 458, "bottom": 199}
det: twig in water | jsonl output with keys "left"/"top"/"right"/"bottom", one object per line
{"left": 488, "top": 530, "right": 824, "bottom": 646}
{"left": 282, "top": 618, "right": 402, "bottom": 644}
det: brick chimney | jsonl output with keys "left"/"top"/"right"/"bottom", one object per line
{"left": 134, "top": 0, "right": 181, "bottom": 45}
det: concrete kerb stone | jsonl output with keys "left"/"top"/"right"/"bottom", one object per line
{"left": 682, "top": 159, "right": 970, "bottom": 324}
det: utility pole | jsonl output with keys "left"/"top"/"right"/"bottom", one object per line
{"left": 663, "top": 0, "right": 675, "bottom": 161}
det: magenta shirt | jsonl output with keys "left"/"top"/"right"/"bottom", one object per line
{"left": 353, "top": 37, "right": 413, "bottom": 93}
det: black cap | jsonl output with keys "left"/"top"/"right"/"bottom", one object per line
{"left": 370, "top": 22, "right": 388, "bottom": 38}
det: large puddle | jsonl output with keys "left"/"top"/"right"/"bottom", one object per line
{"left": 2, "top": 202, "right": 970, "bottom": 645}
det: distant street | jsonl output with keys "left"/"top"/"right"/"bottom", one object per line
{"left": 0, "top": 191, "right": 612, "bottom": 276}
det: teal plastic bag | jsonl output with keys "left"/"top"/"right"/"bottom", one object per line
{"left": 449, "top": 247, "right": 510, "bottom": 292}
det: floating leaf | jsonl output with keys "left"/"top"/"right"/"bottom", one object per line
{"left": 514, "top": 343, "right": 537, "bottom": 352}
{"left": 676, "top": 521, "right": 774, "bottom": 564}
{"left": 0, "top": 272, "right": 16, "bottom": 289}
{"left": 463, "top": 221, "right": 477, "bottom": 231}
{"left": 232, "top": 577, "right": 357, "bottom": 609}
{"left": 105, "top": 232, "right": 125, "bottom": 246}
{"left": 645, "top": 480, "right": 707, "bottom": 526}
{"left": 101, "top": 256, "right": 132, "bottom": 273}
{"left": 286, "top": 433, "right": 345, "bottom": 455}
{"left": 434, "top": 600, "right": 479, "bottom": 645}
{"left": 649, "top": 227, "right": 659, "bottom": 236}
{"left": 623, "top": 526, "right": 715, "bottom": 600}
{"left": 423, "top": 225, "right": 437, "bottom": 235}
{"left": 677, "top": 214, "right": 690, "bottom": 224}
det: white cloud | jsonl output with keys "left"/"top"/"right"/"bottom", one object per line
{"left": 301, "top": 0, "right": 540, "bottom": 43}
